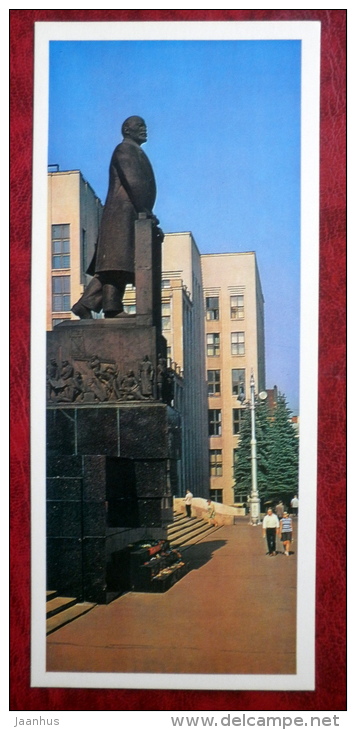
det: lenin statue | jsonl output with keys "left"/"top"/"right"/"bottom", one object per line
{"left": 72, "top": 116, "right": 163, "bottom": 319}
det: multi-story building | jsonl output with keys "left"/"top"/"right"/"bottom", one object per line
{"left": 47, "top": 168, "right": 103, "bottom": 330}
{"left": 161, "top": 233, "right": 210, "bottom": 500}
{"left": 201, "top": 253, "right": 266, "bottom": 505}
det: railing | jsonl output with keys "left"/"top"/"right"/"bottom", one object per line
{"left": 174, "top": 497, "right": 245, "bottom": 525}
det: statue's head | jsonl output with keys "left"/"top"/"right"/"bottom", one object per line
{"left": 122, "top": 116, "right": 147, "bottom": 145}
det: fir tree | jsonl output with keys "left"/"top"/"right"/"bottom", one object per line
{"left": 233, "top": 392, "right": 298, "bottom": 504}
{"left": 234, "top": 400, "right": 271, "bottom": 501}
{"left": 234, "top": 407, "right": 252, "bottom": 498}
{"left": 266, "top": 393, "right": 299, "bottom": 500}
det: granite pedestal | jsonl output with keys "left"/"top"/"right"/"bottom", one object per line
{"left": 46, "top": 217, "right": 182, "bottom": 603}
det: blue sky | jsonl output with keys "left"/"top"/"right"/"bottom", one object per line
{"left": 49, "top": 40, "right": 301, "bottom": 414}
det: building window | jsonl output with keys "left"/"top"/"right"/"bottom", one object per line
{"left": 210, "top": 489, "right": 223, "bottom": 504}
{"left": 81, "top": 228, "right": 87, "bottom": 282}
{"left": 233, "top": 408, "right": 244, "bottom": 435}
{"left": 52, "top": 275, "right": 71, "bottom": 312}
{"left": 209, "top": 449, "right": 223, "bottom": 476}
{"left": 51, "top": 224, "right": 70, "bottom": 269}
{"left": 207, "top": 369, "right": 221, "bottom": 396}
{"left": 206, "top": 296, "right": 219, "bottom": 320}
{"left": 235, "top": 491, "right": 248, "bottom": 505}
{"left": 209, "top": 409, "right": 222, "bottom": 436}
{"left": 162, "top": 301, "right": 171, "bottom": 330}
{"left": 231, "top": 331, "right": 245, "bottom": 356}
{"left": 232, "top": 368, "right": 245, "bottom": 398}
{"left": 161, "top": 279, "right": 170, "bottom": 289}
{"left": 230, "top": 294, "right": 244, "bottom": 319}
{"left": 207, "top": 333, "right": 220, "bottom": 357}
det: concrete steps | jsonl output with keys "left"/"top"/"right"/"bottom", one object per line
{"left": 167, "top": 511, "right": 219, "bottom": 549}
{"left": 46, "top": 591, "right": 96, "bottom": 635}
{"left": 45, "top": 513, "right": 219, "bottom": 632}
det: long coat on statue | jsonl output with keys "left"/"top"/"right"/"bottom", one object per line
{"left": 90, "top": 136, "right": 157, "bottom": 276}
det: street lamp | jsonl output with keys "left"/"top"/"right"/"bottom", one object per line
{"left": 237, "top": 372, "right": 267, "bottom": 525}
{"left": 249, "top": 373, "right": 260, "bottom": 525}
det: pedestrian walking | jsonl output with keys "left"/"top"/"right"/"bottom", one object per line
{"left": 280, "top": 512, "right": 293, "bottom": 556}
{"left": 206, "top": 499, "right": 218, "bottom": 527}
{"left": 262, "top": 508, "right": 280, "bottom": 556}
{"left": 275, "top": 501, "right": 285, "bottom": 520}
{"left": 290, "top": 495, "right": 299, "bottom": 516}
{"left": 183, "top": 489, "right": 193, "bottom": 518}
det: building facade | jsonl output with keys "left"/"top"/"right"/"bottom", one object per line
{"left": 47, "top": 169, "right": 103, "bottom": 330}
{"left": 201, "top": 253, "right": 266, "bottom": 505}
{"left": 161, "top": 233, "right": 210, "bottom": 500}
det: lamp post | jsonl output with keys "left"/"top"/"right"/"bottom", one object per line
{"left": 249, "top": 373, "right": 261, "bottom": 525}
{"left": 237, "top": 372, "right": 266, "bottom": 525}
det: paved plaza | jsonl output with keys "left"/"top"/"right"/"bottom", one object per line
{"left": 47, "top": 519, "right": 297, "bottom": 676}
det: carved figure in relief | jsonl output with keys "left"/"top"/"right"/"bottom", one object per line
{"left": 139, "top": 355, "right": 154, "bottom": 398}
{"left": 119, "top": 370, "right": 145, "bottom": 401}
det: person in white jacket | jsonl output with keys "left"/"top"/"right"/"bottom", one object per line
{"left": 183, "top": 490, "right": 193, "bottom": 518}
{"left": 262, "top": 508, "right": 280, "bottom": 556}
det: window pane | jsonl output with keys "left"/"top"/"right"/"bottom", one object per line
{"left": 232, "top": 408, "right": 244, "bottom": 435}
{"left": 231, "top": 332, "right": 245, "bottom": 355}
{"left": 53, "top": 240, "right": 62, "bottom": 254}
{"left": 52, "top": 223, "right": 70, "bottom": 239}
{"left": 52, "top": 276, "right": 71, "bottom": 312}
{"left": 210, "top": 489, "right": 223, "bottom": 504}
{"left": 209, "top": 449, "right": 223, "bottom": 476}
{"left": 206, "top": 296, "right": 219, "bottom": 320}
{"left": 207, "top": 333, "right": 220, "bottom": 356}
{"left": 209, "top": 409, "right": 222, "bottom": 436}
{"left": 52, "top": 298, "right": 62, "bottom": 312}
{"left": 232, "top": 368, "right": 245, "bottom": 396}
{"left": 51, "top": 225, "right": 70, "bottom": 271}
{"left": 231, "top": 295, "right": 244, "bottom": 319}
{"left": 52, "top": 225, "right": 62, "bottom": 239}
{"left": 208, "top": 369, "right": 220, "bottom": 395}
{"left": 52, "top": 277, "right": 62, "bottom": 293}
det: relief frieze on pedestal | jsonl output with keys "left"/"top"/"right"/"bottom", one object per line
{"left": 47, "top": 350, "right": 175, "bottom": 405}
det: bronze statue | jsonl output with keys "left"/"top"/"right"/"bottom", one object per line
{"left": 72, "top": 116, "right": 163, "bottom": 319}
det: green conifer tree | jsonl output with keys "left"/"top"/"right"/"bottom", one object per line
{"left": 234, "top": 401, "right": 271, "bottom": 502}
{"left": 266, "top": 393, "right": 299, "bottom": 501}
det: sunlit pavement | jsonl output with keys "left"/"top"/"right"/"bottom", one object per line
{"left": 47, "top": 519, "right": 297, "bottom": 676}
